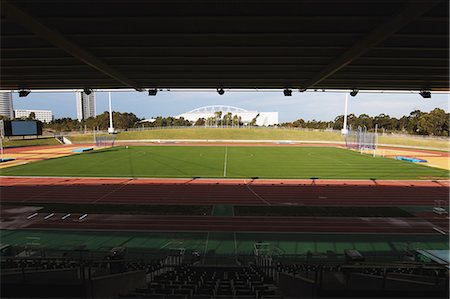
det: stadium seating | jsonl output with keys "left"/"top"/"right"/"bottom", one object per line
{"left": 120, "top": 264, "right": 282, "bottom": 299}
{"left": 1, "top": 252, "right": 448, "bottom": 298}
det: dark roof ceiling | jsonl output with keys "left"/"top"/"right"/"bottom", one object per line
{"left": 1, "top": 0, "right": 449, "bottom": 91}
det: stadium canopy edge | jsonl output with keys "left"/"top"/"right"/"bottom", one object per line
{"left": 1, "top": 0, "right": 448, "bottom": 92}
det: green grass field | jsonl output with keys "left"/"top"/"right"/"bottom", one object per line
{"left": 1, "top": 229, "right": 447, "bottom": 256}
{"left": 1, "top": 146, "right": 447, "bottom": 179}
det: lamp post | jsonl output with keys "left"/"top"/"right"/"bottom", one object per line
{"left": 341, "top": 93, "right": 348, "bottom": 135}
{"left": 107, "top": 92, "right": 115, "bottom": 134}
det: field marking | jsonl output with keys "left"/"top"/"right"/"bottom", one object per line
{"left": 432, "top": 227, "right": 447, "bottom": 235}
{"left": 244, "top": 180, "right": 271, "bottom": 205}
{"left": 223, "top": 146, "right": 228, "bottom": 177}
{"left": 27, "top": 213, "right": 38, "bottom": 219}
{"left": 92, "top": 178, "right": 133, "bottom": 203}
{"left": 202, "top": 232, "right": 210, "bottom": 264}
{"left": 160, "top": 241, "right": 183, "bottom": 249}
{"left": 44, "top": 213, "right": 55, "bottom": 220}
{"left": 234, "top": 232, "right": 238, "bottom": 263}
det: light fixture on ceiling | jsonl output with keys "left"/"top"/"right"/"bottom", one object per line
{"left": 148, "top": 88, "right": 158, "bottom": 96}
{"left": 18, "top": 89, "right": 31, "bottom": 97}
{"left": 350, "top": 88, "right": 359, "bottom": 97}
{"left": 283, "top": 88, "right": 292, "bottom": 96}
{"left": 419, "top": 90, "right": 431, "bottom": 99}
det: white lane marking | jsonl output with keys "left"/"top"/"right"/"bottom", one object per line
{"left": 244, "top": 179, "right": 271, "bottom": 205}
{"left": 223, "top": 146, "right": 228, "bottom": 177}
{"left": 234, "top": 232, "right": 238, "bottom": 263}
{"left": 61, "top": 213, "right": 71, "bottom": 220}
{"left": 92, "top": 179, "right": 133, "bottom": 203}
{"left": 79, "top": 214, "right": 88, "bottom": 221}
{"left": 202, "top": 232, "right": 210, "bottom": 264}
{"left": 27, "top": 213, "right": 38, "bottom": 219}
{"left": 433, "top": 227, "right": 447, "bottom": 235}
{"left": 44, "top": 213, "right": 55, "bottom": 219}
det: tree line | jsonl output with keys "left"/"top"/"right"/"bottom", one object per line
{"left": 4, "top": 108, "right": 447, "bottom": 137}
{"left": 280, "top": 108, "right": 449, "bottom": 136}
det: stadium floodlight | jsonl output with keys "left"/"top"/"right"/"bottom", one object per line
{"left": 283, "top": 88, "right": 292, "bottom": 96}
{"left": 83, "top": 88, "right": 92, "bottom": 95}
{"left": 18, "top": 89, "right": 31, "bottom": 97}
{"left": 217, "top": 88, "right": 225, "bottom": 95}
{"left": 148, "top": 88, "right": 158, "bottom": 96}
{"left": 350, "top": 89, "right": 359, "bottom": 97}
{"left": 419, "top": 90, "right": 431, "bottom": 99}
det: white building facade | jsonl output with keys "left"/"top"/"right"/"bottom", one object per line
{"left": 76, "top": 91, "right": 96, "bottom": 121}
{"left": 0, "top": 92, "right": 14, "bottom": 119}
{"left": 14, "top": 109, "right": 53, "bottom": 123}
{"left": 177, "top": 105, "right": 278, "bottom": 126}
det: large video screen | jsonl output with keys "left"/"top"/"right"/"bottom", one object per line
{"left": 1, "top": 120, "right": 43, "bottom": 136}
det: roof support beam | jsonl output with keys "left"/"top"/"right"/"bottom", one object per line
{"left": 2, "top": 0, "right": 143, "bottom": 91}
{"left": 301, "top": 0, "right": 443, "bottom": 90}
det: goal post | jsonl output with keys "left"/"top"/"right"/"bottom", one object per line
{"left": 345, "top": 126, "right": 378, "bottom": 157}
{"left": 94, "top": 134, "right": 116, "bottom": 148}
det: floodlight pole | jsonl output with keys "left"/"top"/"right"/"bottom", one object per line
{"left": 108, "top": 92, "right": 115, "bottom": 134}
{"left": 0, "top": 137, "right": 3, "bottom": 160}
{"left": 341, "top": 94, "right": 348, "bottom": 135}
{"left": 374, "top": 124, "right": 378, "bottom": 157}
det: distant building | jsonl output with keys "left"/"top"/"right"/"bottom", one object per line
{"left": 76, "top": 91, "right": 96, "bottom": 121}
{"left": 0, "top": 92, "right": 14, "bottom": 119}
{"left": 14, "top": 109, "right": 53, "bottom": 123}
{"left": 177, "top": 105, "right": 278, "bottom": 126}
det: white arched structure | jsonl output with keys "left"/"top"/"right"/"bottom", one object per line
{"left": 186, "top": 105, "right": 248, "bottom": 114}
{"left": 177, "top": 105, "right": 278, "bottom": 126}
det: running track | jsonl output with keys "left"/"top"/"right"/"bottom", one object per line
{"left": 2, "top": 213, "right": 447, "bottom": 234}
{"left": 1, "top": 177, "right": 449, "bottom": 234}
{"left": 1, "top": 177, "right": 448, "bottom": 207}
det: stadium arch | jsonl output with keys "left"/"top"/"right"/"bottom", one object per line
{"left": 177, "top": 105, "right": 278, "bottom": 126}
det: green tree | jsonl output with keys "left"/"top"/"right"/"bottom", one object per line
{"left": 194, "top": 118, "right": 206, "bottom": 126}
{"left": 417, "top": 108, "right": 449, "bottom": 136}
{"left": 27, "top": 112, "right": 36, "bottom": 120}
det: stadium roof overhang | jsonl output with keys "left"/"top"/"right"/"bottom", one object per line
{"left": 1, "top": 0, "right": 449, "bottom": 92}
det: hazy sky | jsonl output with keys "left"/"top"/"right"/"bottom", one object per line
{"left": 12, "top": 91, "right": 449, "bottom": 123}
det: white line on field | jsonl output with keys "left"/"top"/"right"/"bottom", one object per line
{"left": 244, "top": 179, "right": 271, "bottom": 205}
{"left": 27, "top": 213, "right": 38, "bottom": 219}
{"left": 92, "top": 178, "right": 133, "bottom": 203}
{"left": 234, "top": 232, "right": 238, "bottom": 263}
{"left": 433, "top": 227, "right": 447, "bottom": 235}
{"left": 223, "top": 146, "right": 228, "bottom": 177}
{"left": 202, "top": 232, "right": 210, "bottom": 264}
{"left": 44, "top": 213, "right": 54, "bottom": 220}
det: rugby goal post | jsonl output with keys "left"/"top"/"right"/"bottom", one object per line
{"left": 94, "top": 134, "right": 116, "bottom": 148}
{"left": 345, "top": 125, "right": 378, "bottom": 157}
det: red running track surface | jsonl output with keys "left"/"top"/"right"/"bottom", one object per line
{"left": 1, "top": 177, "right": 449, "bottom": 234}
{"left": 1, "top": 177, "right": 448, "bottom": 207}
{"left": 2, "top": 212, "right": 446, "bottom": 234}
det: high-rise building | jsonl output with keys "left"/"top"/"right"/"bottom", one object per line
{"left": 0, "top": 92, "right": 14, "bottom": 119}
{"left": 76, "top": 91, "right": 96, "bottom": 121}
{"left": 14, "top": 109, "right": 53, "bottom": 123}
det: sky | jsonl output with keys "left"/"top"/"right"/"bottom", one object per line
{"left": 12, "top": 90, "right": 449, "bottom": 123}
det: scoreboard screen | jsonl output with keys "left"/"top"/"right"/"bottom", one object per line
{"left": 1, "top": 120, "right": 43, "bottom": 136}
